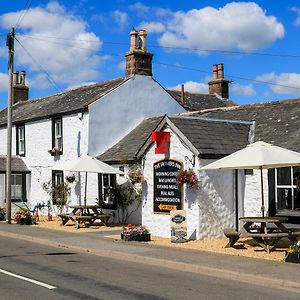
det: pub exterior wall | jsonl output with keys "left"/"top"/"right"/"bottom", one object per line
{"left": 142, "top": 127, "right": 244, "bottom": 240}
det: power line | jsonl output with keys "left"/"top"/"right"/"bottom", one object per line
{"left": 155, "top": 62, "right": 300, "bottom": 91}
{"left": 15, "top": 34, "right": 300, "bottom": 91}
{"left": 15, "top": 0, "right": 33, "bottom": 30}
{"left": 20, "top": 33, "right": 300, "bottom": 59}
{"left": 14, "top": 37, "right": 62, "bottom": 93}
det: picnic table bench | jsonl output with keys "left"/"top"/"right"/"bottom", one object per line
{"left": 58, "top": 205, "right": 112, "bottom": 229}
{"left": 224, "top": 217, "right": 300, "bottom": 253}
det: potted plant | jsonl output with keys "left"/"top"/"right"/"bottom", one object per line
{"left": 0, "top": 207, "right": 5, "bottom": 221}
{"left": 285, "top": 241, "right": 300, "bottom": 263}
{"left": 176, "top": 169, "right": 199, "bottom": 189}
{"left": 14, "top": 208, "right": 34, "bottom": 225}
{"left": 128, "top": 167, "right": 144, "bottom": 185}
{"left": 121, "top": 224, "right": 150, "bottom": 241}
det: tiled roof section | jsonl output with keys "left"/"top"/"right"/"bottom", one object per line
{"left": 0, "top": 78, "right": 126, "bottom": 126}
{"left": 99, "top": 115, "right": 251, "bottom": 163}
{"left": 169, "top": 116, "right": 250, "bottom": 156}
{"left": 167, "top": 90, "right": 236, "bottom": 111}
{"left": 98, "top": 116, "right": 164, "bottom": 163}
{"left": 191, "top": 99, "right": 300, "bottom": 152}
{"left": 0, "top": 156, "right": 30, "bottom": 173}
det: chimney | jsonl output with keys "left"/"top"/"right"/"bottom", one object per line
{"left": 125, "top": 29, "right": 153, "bottom": 77}
{"left": 12, "top": 70, "right": 29, "bottom": 104}
{"left": 208, "top": 63, "right": 229, "bottom": 99}
{"left": 181, "top": 84, "right": 185, "bottom": 106}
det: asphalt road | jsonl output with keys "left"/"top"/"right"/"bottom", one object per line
{"left": 0, "top": 236, "right": 299, "bottom": 300}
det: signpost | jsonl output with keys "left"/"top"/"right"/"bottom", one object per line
{"left": 170, "top": 210, "right": 188, "bottom": 243}
{"left": 153, "top": 159, "right": 182, "bottom": 214}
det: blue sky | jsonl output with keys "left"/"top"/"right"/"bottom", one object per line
{"left": 1, "top": 0, "right": 300, "bottom": 109}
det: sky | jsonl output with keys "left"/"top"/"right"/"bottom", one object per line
{"left": 1, "top": 0, "right": 300, "bottom": 109}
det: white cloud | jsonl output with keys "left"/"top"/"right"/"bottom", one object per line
{"left": 112, "top": 10, "right": 128, "bottom": 31}
{"left": 230, "top": 83, "right": 256, "bottom": 97}
{"left": 256, "top": 72, "right": 300, "bottom": 95}
{"left": 158, "top": 2, "right": 284, "bottom": 53}
{"left": 167, "top": 81, "right": 208, "bottom": 94}
{"left": 118, "top": 61, "right": 126, "bottom": 71}
{"left": 290, "top": 7, "right": 300, "bottom": 26}
{"left": 0, "top": 72, "right": 8, "bottom": 92}
{"left": 129, "top": 2, "right": 150, "bottom": 17}
{"left": 0, "top": 2, "right": 103, "bottom": 88}
{"left": 139, "top": 21, "right": 165, "bottom": 33}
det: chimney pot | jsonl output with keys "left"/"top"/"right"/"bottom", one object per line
{"left": 138, "top": 30, "right": 147, "bottom": 51}
{"left": 212, "top": 64, "right": 218, "bottom": 80}
{"left": 20, "top": 70, "right": 26, "bottom": 85}
{"left": 130, "top": 28, "right": 138, "bottom": 51}
{"left": 13, "top": 71, "right": 19, "bottom": 85}
{"left": 217, "top": 63, "right": 224, "bottom": 79}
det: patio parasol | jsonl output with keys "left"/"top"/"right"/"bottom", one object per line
{"left": 201, "top": 141, "right": 300, "bottom": 217}
{"left": 51, "top": 155, "right": 123, "bottom": 207}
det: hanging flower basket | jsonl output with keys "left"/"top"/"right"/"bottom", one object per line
{"left": 48, "top": 147, "right": 62, "bottom": 156}
{"left": 66, "top": 174, "right": 76, "bottom": 183}
{"left": 176, "top": 169, "right": 198, "bottom": 188}
{"left": 128, "top": 170, "right": 144, "bottom": 185}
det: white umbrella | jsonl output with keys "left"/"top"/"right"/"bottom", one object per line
{"left": 52, "top": 155, "right": 123, "bottom": 207}
{"left": 201, "top": 141, "right": 300, "bottom": 216}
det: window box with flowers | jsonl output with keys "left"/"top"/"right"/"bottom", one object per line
{"left": 48, "top": 147, "right": 63, "bottom": 156}
{"left": 121, "top": 224, "right": 150, "bottom": 241}
{"left": 14, "top": 208, "right": 34, "bottom": 225}
{"left": 285, "top": 241, "right": 300, "bottom": 263}
{"left": 176, "top": 169, "right": 199, "bottom": 189}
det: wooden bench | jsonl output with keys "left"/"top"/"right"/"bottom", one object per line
{"left": 223, "top": 228, "right": 241, "bottom": 248}
{"left": 58, "top": 213, "right": 75, "bottom": 226}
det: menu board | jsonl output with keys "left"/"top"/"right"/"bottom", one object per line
{"left": 153, "top": 159, "right": 183, "bottom": 214}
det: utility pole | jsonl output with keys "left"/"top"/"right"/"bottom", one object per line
{"left": 6, "top": 27, "right": 14, "bottom": 224}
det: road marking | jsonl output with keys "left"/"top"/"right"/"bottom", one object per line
{"left": 0, "top": 268, "right": 56, "bottom": 290}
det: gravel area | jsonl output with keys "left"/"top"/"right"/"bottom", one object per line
{"left": 30, "top": 216, "right": 293, "bottom": 262}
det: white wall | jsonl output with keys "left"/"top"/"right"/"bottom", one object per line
{"left": 88, "top": 75, "right": 185, "bottom": 156}
{"left": 0, "top": 112, "right": 90, "bottom": 213}
{"left": 142, "top": 127, "right": 245, "bottom": 240}
{"left": 243, "top": 169, "right": 269, "bottom": 217}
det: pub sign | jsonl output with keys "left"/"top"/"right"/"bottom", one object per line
{"left": 153, "top": 159, "right": 183, "bottom": 214}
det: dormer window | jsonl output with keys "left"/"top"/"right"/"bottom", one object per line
{"left": 51, "top": 118, "right": 63, "bottom": 155}
{"left": 16, "top": 124, "right": 25, "bottom": 156}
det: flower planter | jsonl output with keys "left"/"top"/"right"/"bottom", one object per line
{"left": 121, "top": 233, "right": 151, "bottom": 241}
{"left": 285, "top": 252, "right": 300, "bottom": 263}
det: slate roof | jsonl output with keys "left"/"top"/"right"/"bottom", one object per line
{"left": 167, "top": 90, "right": 236, "bottom": 111}
{"left": 0, "top": 156, "right": 30, "bottom": 173}
{"left": 190, "top": 99, "right": 300, "bottom": 152}
{"left": 0, "top": 78, "right": 126, "bottom": 126}
{"left": 98, "top": 115, "right": 251, "bottom": 163}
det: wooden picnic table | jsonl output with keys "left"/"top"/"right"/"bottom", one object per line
{"left": 58, "top": 205, "right": 112, "bottom": 229}
{"left": 224, "top": 216, "right": 300, "bottom": 253}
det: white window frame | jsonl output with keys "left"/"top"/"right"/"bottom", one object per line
{"left": 17, "top": 125, "right": 25, "bottom": 156}
{"left": 275, "top": 167, "right": 298, "bottom": 211}
{"left": 54, "top": 119, "right": 62, "bottom": 150}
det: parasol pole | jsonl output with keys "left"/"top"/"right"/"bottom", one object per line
{"left": 260, "top": 166, "right": 265, "bottom": 217}
{"left": 84, "top": 172, "right": 87, "bottom": 209}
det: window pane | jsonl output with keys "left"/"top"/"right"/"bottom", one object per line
{"left": 277, "top": 167, "right": 291, "bottom": 185}
{"left": 277, "top": 188, "right": 292, "bottom": 209}
{"left": 103, "top": 174, "right": 109, "bottom": 187}
{"left": 11, "top": 174, "right": 23, "bottom": 200}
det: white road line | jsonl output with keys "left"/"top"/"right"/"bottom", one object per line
{"left": 0, "top": 268, "right": 56, "bottom": 290}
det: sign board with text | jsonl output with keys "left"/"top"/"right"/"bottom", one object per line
{"left": 153, "top": 159, "right": 183, "bottom": 214}
{"left": 170, "top": 210, "right": 188, "bottom": 243}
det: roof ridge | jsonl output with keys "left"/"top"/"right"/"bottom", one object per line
{"left": 181, "top": 98, "right": 300, "bottom": 115}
